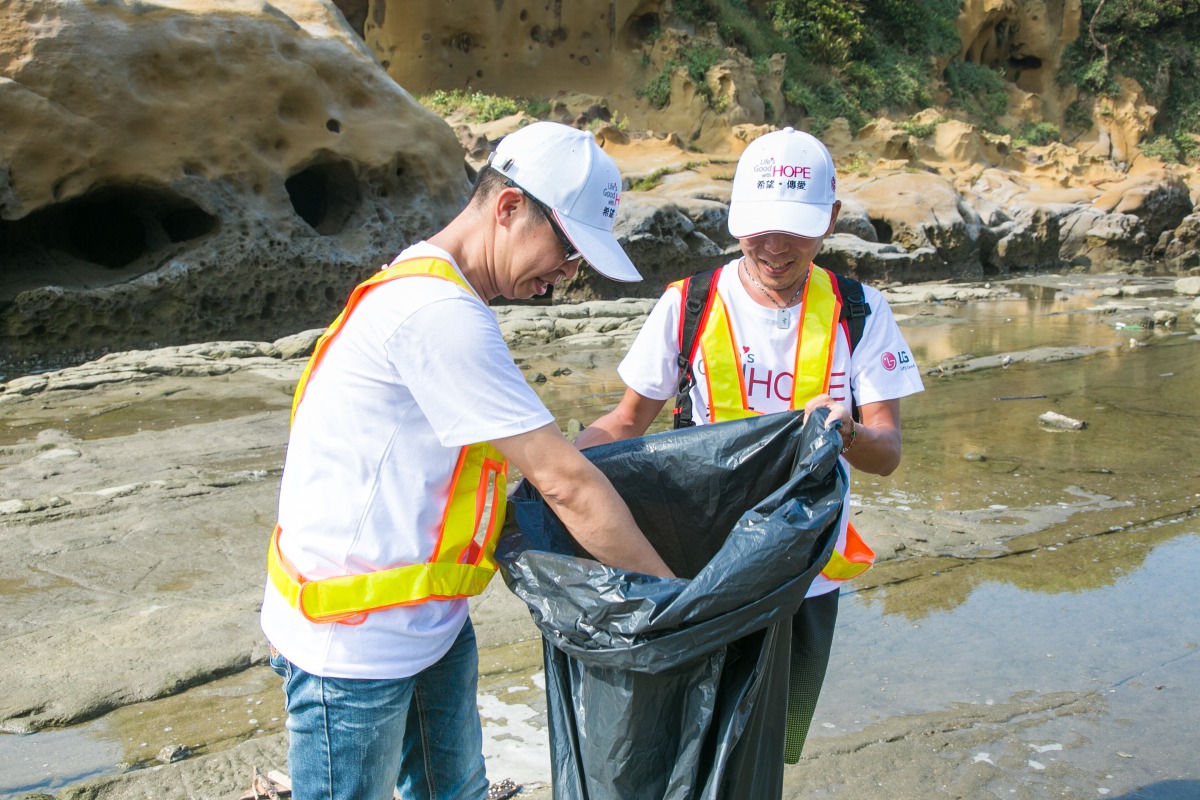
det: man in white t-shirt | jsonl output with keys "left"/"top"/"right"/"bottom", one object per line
{"left": 261, "top": 122, "right": 673, "bottom": 800}
{"left": 576, "top": 127, "right": 923, "bottom": 766}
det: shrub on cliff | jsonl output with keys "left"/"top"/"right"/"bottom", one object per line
{"left": 1060, "top": 0, "right": 1200, "bottom": 161}
{"left": 660, "top": 0, "right": 964, "bottom": 133}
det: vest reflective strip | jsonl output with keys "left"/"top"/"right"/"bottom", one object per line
{"left": 699, "top": 293, "right": 752, "bottom": 423}
{"left": 792, "top": 266, "right": 839, "bottom": 407}
{"left": 820, "top": 522, "right": 874, "bottom": 581}
{"left": 697, "top": 264, "right": 841, "bottom": 420}
{"left": 679, "top": 264, "right": 874, "bottom": 583}
{"left": 290, "top": 258, "right": 478, "bottom": 424}
{"left": 268, "top": 526, "right": 499, "bottom": 624}
{"left": 268, "top": 257, "right": 509, "bottom": 623}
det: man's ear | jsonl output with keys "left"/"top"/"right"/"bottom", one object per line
{"left": 495, "top": 186, "right": 526, "bottom": 230}
{"left": 824, "top": 200, "right": 842, "bottom": 236}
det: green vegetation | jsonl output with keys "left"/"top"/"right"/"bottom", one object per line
{"left": 628, "top": 161, "right": 712, "bottom": 192}
{"left": 629, "top": 167, "right": 675, "bottom": 192}
{"left": 843, "top": 152, "right": 871, "bottom": 177}
{"left": 645, "top": 0, "right": 960, "bottom": 132}
{"left": 646, "top": 0, "right": 1199, "bottom": 163}
{"left": 944, "top": 61, "right": 1007, "bottom": 129}
{"left": 1060, "top": 0, "right": 1200, "bottom": 161}
{"left": 588, "top": 112, "right": 631, "bottom": 133}
{"left": 637, "top": 43, "right": 727, "bottom": 109}
{"left": 1140, "top": 134, "right": 1200, "bottom": 164}
{"left": 418, "top": 90, "right": 549, "bottom": 123}
{"left": 1014, "top": 121, "right": 1061, "bottom": 147}
{"left": 898, "top": 116, "right": 944, "bottom": 139}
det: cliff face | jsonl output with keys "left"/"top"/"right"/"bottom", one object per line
{"left": 362, "top": 0, "right": 1157, "bottom": 162}
{"left": 363, "top": 0, "right": 667, "bottom": 98}
{"left": 956, "top": 0, "right": 1083, "bottom": 127}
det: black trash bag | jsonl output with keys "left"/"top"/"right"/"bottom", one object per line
{"left": 495, "top": 409, "right": 848, "bottom": 800}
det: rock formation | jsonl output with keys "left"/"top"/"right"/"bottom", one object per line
{"left": 1, "top": 0, "right": 468, "bottom": 367}
{"left": 2, "top": 0, "right": 1199, "bottom": 367}
{"left": 362, "top": 0, "right": 668, "bottom": 101}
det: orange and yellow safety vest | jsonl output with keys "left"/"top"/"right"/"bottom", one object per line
{"left": 668, "top": 262, "right": 874, "bottom": 582}
{"left": 267, "top": 257, "right": 508, "bottom": 624}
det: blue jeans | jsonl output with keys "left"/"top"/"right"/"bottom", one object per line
{"left": 269, "top": 618, "right": 488, "bottom": 800}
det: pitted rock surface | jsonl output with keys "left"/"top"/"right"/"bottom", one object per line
{"left": 1, "top": 0, "right": 468, "bottom": 366}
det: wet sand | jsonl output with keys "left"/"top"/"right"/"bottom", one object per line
{"left": 1, "top": 273, "right": 1198, "bottom": 799}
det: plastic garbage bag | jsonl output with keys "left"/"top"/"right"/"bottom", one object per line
{"left": 495, "top": 409, "right": 847, "bottom": 800}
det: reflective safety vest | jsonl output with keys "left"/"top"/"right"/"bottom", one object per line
{"left": 267, "top": 257, "right": 508, "bottom": 624}
{"left": 668, "top": 262, "right": 874, "bottom": 583}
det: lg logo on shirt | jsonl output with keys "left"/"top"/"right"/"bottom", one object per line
{"left": 881, "top": 351, "right": 911, "bottom": 371}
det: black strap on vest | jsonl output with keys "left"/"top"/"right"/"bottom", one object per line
{"left": 834, "top": 272, "right": 871, "bottom": 422}
{"left": 672, "top": 267, "right": 872, "bottom": 429}
{"left": 834, "top": 272, "right": 871, "bottom": 359}
{"left": 672, "top": 268, "right": 716, "bottom": 429}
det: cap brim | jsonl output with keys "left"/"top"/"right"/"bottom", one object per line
{"left": 728, "top": 200, "right": 833, "bottom": 240}
{"left": 556, "top": 213, "right": 643, "bottom": 282}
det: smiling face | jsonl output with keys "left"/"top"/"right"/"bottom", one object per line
{"left": 500, "top": 197, "right": 582, "bottom": 300}
{"left": 737, "top": 200, "right": 841, "bottom": 297}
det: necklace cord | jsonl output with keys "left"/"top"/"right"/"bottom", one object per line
{"left": 741, "top": 258, "right": 806, "bottom": 309}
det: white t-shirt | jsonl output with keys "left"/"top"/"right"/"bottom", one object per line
{"left": 618, "top": 258, "right": 924, "bottom": 596}
{"left": 260, "top": 242, "right": 553, "bottom": 679}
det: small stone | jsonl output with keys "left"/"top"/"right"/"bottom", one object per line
{"left": 962, "top": 452, "right": 987, "bottom": 462}
{"left": 156, "top": 743, "right": 190, "bottom": 763}
{"left": 530, "top": 373, "right": 547, "bottom": 383}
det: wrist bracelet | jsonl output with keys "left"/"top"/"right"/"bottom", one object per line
{"left": 840, "top": 419, "right": 857, "bottom": 454}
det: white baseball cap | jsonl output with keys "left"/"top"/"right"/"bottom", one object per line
{"left": 488, "top": 121, "right": 642, "bottom": 283}
{"left": 727, "top": 127, "right": 838, "bottom": 240}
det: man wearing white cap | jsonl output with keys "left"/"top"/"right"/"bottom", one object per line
{"left": 578, "top": 127, "right": 923, "bottom": 764}
{"left": 261, "top": 121, "right": 673, "bottom": 800}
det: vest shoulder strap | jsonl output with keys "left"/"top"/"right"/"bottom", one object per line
{"left": 833, "top": 271, "right": 871, "bottom": 353}
{"left": 671, "top": 266, "right": 873, "bottom": 428}
{"left": 831, "top": 270, "right": 871, "bottom": 421}
{"left": 672, "top": 267, "right": 718, "bottom": 429}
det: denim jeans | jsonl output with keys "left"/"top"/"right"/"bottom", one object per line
{"left": 269, "top": 617, "right": 488, "bottom": 800}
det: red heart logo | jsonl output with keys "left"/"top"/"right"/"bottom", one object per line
{"left": 742, "top": 346, "right": 750, "bottom": 353}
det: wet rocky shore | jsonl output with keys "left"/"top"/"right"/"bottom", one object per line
{"left": 2, "top": 271, "right": 1198, "bottom": 800}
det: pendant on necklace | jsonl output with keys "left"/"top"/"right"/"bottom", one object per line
{"left": 776, "top": 309, "right": 790, "bottom": 328}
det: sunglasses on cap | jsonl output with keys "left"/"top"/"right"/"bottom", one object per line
{"left": 504, "top": 180, "right": 584, "bottom": 263}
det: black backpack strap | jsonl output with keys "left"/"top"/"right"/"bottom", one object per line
{"left": 672, "top": 267, "right": 718, "bottom": 429}
{"left": 834, "top": 272, "right": 871, "bottom": 353}
{"left": 833, "top": 272, "right": 871, "bottom": 421}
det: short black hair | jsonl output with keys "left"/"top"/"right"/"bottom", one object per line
{"left": 469, "top": 165, "right": 555, "bottom": 229}
{"left": 469, "top": 165, "right": 508, "bottom": 206}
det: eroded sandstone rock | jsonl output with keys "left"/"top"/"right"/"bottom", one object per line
{"left": 1, "top": 0, "right": 467, "bottom": 368}
{"left": 847, "top": 173, "right": 983, "bottom": 280}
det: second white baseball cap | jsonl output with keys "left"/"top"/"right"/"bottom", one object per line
{"left": 727, "top": 127, "right": 838, "bottom": 240}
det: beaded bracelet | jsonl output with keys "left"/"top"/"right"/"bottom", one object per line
{"left": 840, "top": 419, "right": 858, "bottom": 454}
